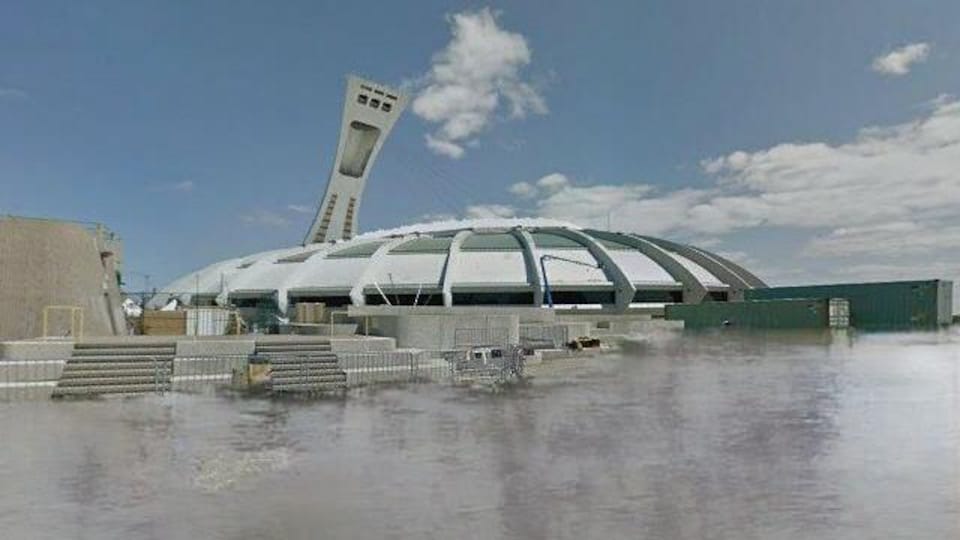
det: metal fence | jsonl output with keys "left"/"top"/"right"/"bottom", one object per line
{"left": 443, "top": 346, "right": 526, "bottom": 387}
{"left": 337, "top": 351, "right": 451, "bottom": 386}
{"left": 171, "top": 355, "right": 249, "bottom": 393}
{"left": 1, "top": 350, "right": 458, "bottom": 400}
{"left": 519, "top": 324, "right": 570, "bottom": 349}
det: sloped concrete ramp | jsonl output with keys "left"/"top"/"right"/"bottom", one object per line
{"left": 0, "top": 216, "right": 125, "bottom": 340}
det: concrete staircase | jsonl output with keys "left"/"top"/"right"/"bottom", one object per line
{"left": 53, "top": 341, "right": 175, "bottom": 397}
{"left": 255, "top": 339, "right": 347, "bottom": 393}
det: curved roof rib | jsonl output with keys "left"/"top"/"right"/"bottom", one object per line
{"left": 586, "top": 230, "right": 708, "bottom": 303}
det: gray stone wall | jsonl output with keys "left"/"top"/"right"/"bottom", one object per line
{"left": 0, "top": 217, "right": 125, "bottom": 340}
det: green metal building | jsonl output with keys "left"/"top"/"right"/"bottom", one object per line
{"left": 665, "top": 297, "right": 849, "bottom": 330}
{"left": 745, "top": 280, "right": 953, "bottom": 330}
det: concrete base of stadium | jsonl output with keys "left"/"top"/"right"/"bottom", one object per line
{"left": 348, "top": 305, "right": 677, "bottom": 349}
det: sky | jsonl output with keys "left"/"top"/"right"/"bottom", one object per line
{"left": 2, "top": 1, "right": 959, "bottom": 302}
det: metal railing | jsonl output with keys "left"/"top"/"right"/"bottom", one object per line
{"left": 337, "top": 351, "right": 450, "bottom": 386}
{"left": 444, "top": 345, "right": 526, "bottom": 387}
{"left": 519, "top": 324, "right": 570, "bottom": 349}
{"left": 171, "top": 355, "right": 249, "bottom": 393}
{"left": 2, "top": 350, "right": 461, "bottom": 400}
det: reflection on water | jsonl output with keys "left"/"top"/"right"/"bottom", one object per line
{"left": 1, "top": 330, "right": 958, "bottom": 539}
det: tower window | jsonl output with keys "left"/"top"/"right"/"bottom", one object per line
{"left": 357, "top": 94, "right": 368, "bottom": 105}
{"left": 338, "top": 121, "right": 382, "bottom": 178}
{"left": 370, "top": 98, "right": 381, "bottom": 108}
{"left": 381, "top": 102, "right": 392, "bottom": 112}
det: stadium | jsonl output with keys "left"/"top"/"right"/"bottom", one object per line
{"left": 153, "top": 76, "right": 766, "bottom": 315}
{"left": 154, "top": 218, "right": 765, "bottom": 314}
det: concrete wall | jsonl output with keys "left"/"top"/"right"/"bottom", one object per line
{"left": 347, "top": 306, "right": 686, "bottom": 349}
{"left": 356, "top": 309, "right": 521, "bottom": 349}
{"left": 0, "top": 217, "right": 125, "bottom": 340}
{"left": 519, "top": 322, "right": 593, "bottom": 348}
{"left": 175, "top": 339, "right": 256, "bottom": 357}
{"left": 0, "top": 339, "right": 74, "bottom": 361}
{"left": 350, "top": 305, "right": 556, "bottom": 322}
{"left": 329, "top": 336, "right": 396, "bottom": 352}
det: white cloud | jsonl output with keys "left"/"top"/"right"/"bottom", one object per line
{"left": 494, "top": 96, "right": 960, "bottom": 254}
{"left": 242, "top": 209, "right": 290, "bottom": 228}
{"left": 508, "top": 181, "right": 536, "bottom": 198}
{"left": 465, "top": 203, "right": 516, "bottom": 219}
{"left": 871, "top": 42, "right": 930, "bottom": 76}
{"left": 287, "top": 204, "right": 312, "bottom": 214}
{"left": 535, "top": 173, "right": 570, "bottom": 194}
{"left": 457, "top": 97, "right": 960, "bottom": 305}
{"left": 696, "top": 98, "right": 960, "bottom": 234}
{"left": 412, "top": 8, "right": 546, "bottom": 158}
{"left": 506, "top": 173, "right": 570, "bottom": 199}
{"left": 805, "top": 221, "right": 960, "bottom": 257}
{"left": 425, "top": 134, "right": 465, "bottom": 159}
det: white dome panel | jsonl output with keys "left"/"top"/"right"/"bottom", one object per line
{"left": 538, "top": 248, "right": 610, "bottom": 285}
{"left": 372, "top": 253, "right": 446, "bottom": 287}
{"left": 607, "top": 250, "right": 679, "bottom": 286}
{"left": 456, "top": 251, "right": 528, "bottom": 285}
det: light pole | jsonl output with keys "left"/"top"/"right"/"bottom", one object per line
{"left": 539, "top": 254, "right": 604, "bottom": 308}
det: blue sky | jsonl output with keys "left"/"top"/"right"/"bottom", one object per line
{"left": 2, "top": 1, "right": 959, "bottom": 296}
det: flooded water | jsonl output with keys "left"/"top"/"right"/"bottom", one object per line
{"left": 2, "top": 330, "right": 959, "bottom": 539}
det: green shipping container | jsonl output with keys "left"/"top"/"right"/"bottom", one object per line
{"left": 665, "top": 298, "right": 848, "bottom": 330}
{"left": 745, "top": 280, "right": 954, "bottom": 330}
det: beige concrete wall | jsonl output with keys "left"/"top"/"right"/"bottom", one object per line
{"left": 364, "top": 312, "right": 520, "bottom": 350}
{"left": 0, "top": 217, "right": 124, "bottom": 340}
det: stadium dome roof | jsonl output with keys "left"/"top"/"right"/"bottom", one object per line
{"left": 153, "top": 218, "right": 766, "bottom": 312}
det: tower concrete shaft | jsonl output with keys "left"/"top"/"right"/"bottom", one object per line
{"left": 304, "top": 76, "right": 408, "bottom": 244}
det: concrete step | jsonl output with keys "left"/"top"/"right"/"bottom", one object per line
{"left": 271, "top": 374, "right": 347, "bottom": 384}
{"left": 75, "top": 341, "right": 177, "bottom": 349}
{"left": 259, "top": 349, "right": 333, "bottom": 356}
{"left": 66, "top": 355, "right": 175, "bottom": 363}
{"left": 60, "top": 368, "right": 173, "bottom": 379}
{"left": 64, "top": 358, "right": 173, "bottom": 371}
{"left": 256, "top": 339, "right": 330, "bottom": 345}
{"left": 270, "top": 364, "right": 344, "bottom": 373}
{"left": 257, "top": 344, "right": 332, "bottom": 353}
{"left": 264, "top": 357, "right": 336, "bottom": 363}
{"left": 53, "top": 383, "right": 173, "bottom": 396}
{"left": 269, "top": 363, "right": 339, "bottom": 370}
{"left": 271, "top": 370, "right": 342, "bottom": 378}
{"left": 270, "top": 368, "right": 344, "bottom": 376}
{"left": 270, "top": 381, "right": 346, "bottom": 392}
{"left": 57, "top": 375, "right": 172, "bottom": 387}
{"left": 73, "top": 347, "right": 176, "bottom": 357}
{"left": 267, "top": 361, "right": 338, "bottom": 368}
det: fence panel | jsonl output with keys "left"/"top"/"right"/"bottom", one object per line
{"left": 519, "top": 324, "right": 569, "bottom": 349}
{"left": 338, "top": 351, "right": 450, "bottom": 386}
